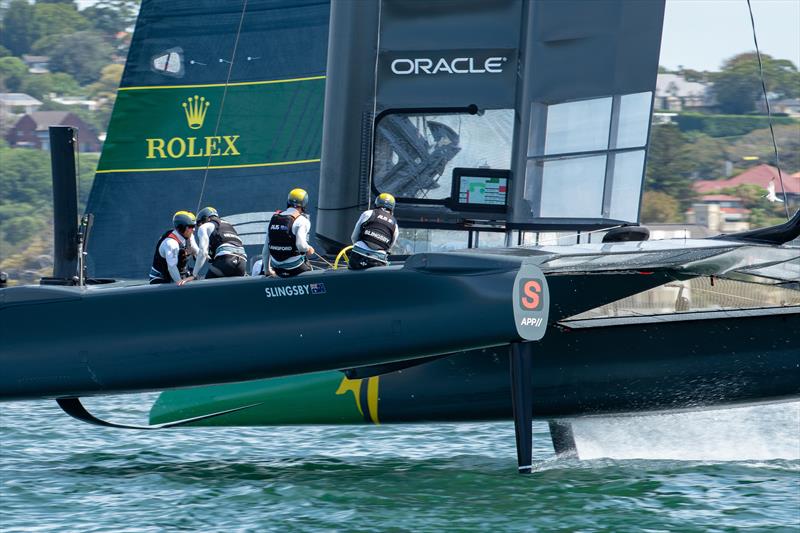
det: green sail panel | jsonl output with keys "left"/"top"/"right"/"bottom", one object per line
{"left": 97, "top": 78, "right": 325, "bottom": 173}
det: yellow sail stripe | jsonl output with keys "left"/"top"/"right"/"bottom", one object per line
{"left": 95, "top": 158, "right": 320, "bottom": 174}
{"left": 118, "top": 75, "right": 326, "bottom": 91}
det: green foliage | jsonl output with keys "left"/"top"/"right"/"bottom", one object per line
{"left": 641, "top": 191, "right": 681, "bottom": 223}
{"left": 0, "top": 145, "right": 52, "bottom": 250}
{"left": 0, "top": 45, "right": 11, "bottom": 58}
{"left": 727, "top": 124, "right": 800, "bottom": 173}
{"left": 681, "top": 132, "right": 729, "bottom": 179}
{"left": 674, "top": 112, "right": 797, "bottom": 138}
{"left": 0, "top": 145, "right": 53, "bottom": 206}
{"left": 83, "top": 1, "right": 140, "bottom": 36}
{"left": 712, "top": 53, "right": 800, "bottom": 114}
{"left": 32, "top": 3, "right": 90, "bottom": 44}
{"left": 46, "top": 31, "right": 114, "bottom": 84}
{"left": 19, "top": 72, "right": 81, "bottom": 99}
{"left": 645, "top": 124, "right": 695, "bottom": 211}
{"left": 30, "top": 34, "right": 64, "bottom": 56}
{"left": 0, "top": 56, "right": 27, "bottom": 91}
{"left": 86, "top": 64, "right": 123, "bottom": 131}
{"left": 0, "top": 0, "right": 35, "bottom": 56}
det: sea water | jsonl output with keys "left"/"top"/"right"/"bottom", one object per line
{"left": 1, "top": 397, "right": 798, "bottom": 532}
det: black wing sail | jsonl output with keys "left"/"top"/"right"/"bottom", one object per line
{"left": 85, "top": 0, "right": 330, "bottom": 279}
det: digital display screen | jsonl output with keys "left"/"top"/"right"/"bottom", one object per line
{"left": 458, "top": 176, "right": 508, "bottom": 206}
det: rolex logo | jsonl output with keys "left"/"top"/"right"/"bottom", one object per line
{"left": 182, "top": 95, "right": 210, "bottom": 129}
{"left": 146, "top": 93, "right": 240, "bottom": 160}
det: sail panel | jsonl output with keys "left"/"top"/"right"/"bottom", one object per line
{"left": 86, "top": 0, "right": 329, "bottom": 278}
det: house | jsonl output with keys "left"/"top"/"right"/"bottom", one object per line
{"left": 686, "top": 202, "right": 750, "bottom": 233}
{"left": 771, "top": 98, "right": 800, "bottom": 118}
{"left": 5, "top": 111, "right": 101, "bottom": 152}
{"left": 688, "top": 164, "right": 800, "bottom": 232}
{"left": 654, "top": 74, "right": 714, "bottom": 112}
{"left": 695, "top": 164, "right": 800, "bottom": 202}
{"left": 48, "top": 96, "right": 100, "bottom": 111}
{"left": 0, "top": 93, "right": 43, "bottom": 116}
{"left": 21, "top": 55, "right": 50, "bottom": 74}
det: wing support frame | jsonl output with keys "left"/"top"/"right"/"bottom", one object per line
{"left": 56, "top": 397, "right": 262, "bottom": 429}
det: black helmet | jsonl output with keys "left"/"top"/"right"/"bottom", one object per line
{"left": 197, "top": 206, "right": 219, "bottom": 224}
{"left": 173, "top": 210, "right": 196, "bottom": 230}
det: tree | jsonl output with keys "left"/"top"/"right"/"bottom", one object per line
{"left": 31, "top": 3, "right": 90, "bottom": 44}
{"left": 645, "top": 124, "right": 695, "bottom": 210}
{"left": 0, "top": 56, "right": 27, "bottom": 91}
{"left": 87, "top": 64, "right": 123, "bottom": 131}
{"left": 681, "top": 132, "right": 730, "bottom": 179}
{"left": 83, "top": 1, "right": 140, "bottom": 37}
{"left": 47, "top": 31, "right": 114, "bottom": 84}
{"left": 0, "top": 0, "right": 35, "bottom": 56}
{"left": 713, "top": 53, "right": 800, "bottom": 114}
{"left": 0, "top": 45, "right": 11, "bottom": 58}
{"left": 19, "top": 72, "right": 81, "bottom": 100}
{"left": 641, "top": 191, "right": 681, "bottom": 223}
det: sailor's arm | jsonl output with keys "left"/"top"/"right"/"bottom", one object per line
{"left": 261, "top": 228, "right": 271, "bottom": 274}
{"left": 192, "top": 222, "right": 213, "bottom": 278}
{"left": 391, "top": 223, "right": 399, "bottom": 249}
{"left": 295, "top": 216, "right": 314, "bottom": 256}
{"left": 351, "top": 211, "right": 371, "bottom": 244}
{"left": 162, "top": 239, "right": 183, "bottom": 283}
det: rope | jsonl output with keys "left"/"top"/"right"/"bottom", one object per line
{"left": 364, "top": 0, "right": 383, "bottom": 207}
{"left": 196, "top": 0, "right": 249, "bottom": 212}
{"left": 745, "top": 0, "right": 790, "bottom": 219}
{"left": 313, "top": 252, "right": 335, "bottom": 269}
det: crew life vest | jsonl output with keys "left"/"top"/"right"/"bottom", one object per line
{"left": 358, "top": 208, "right": 397, "bottom": 252}
{"left": 267, "top": 211, "right": 301, "bottom": 262}
{"left": 150, "top": 230, "right": 189, "bottom": 282}
{"left": 207, "top": 217, "right": 244, "bottom": 259}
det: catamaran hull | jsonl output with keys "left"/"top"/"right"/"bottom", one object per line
{"left": 0, "top": 253, "right": 672, "bottom": 401}
{"left": 149, "top": 306, "right": 800, "bottom": 425}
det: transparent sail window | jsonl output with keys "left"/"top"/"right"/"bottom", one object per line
{"left": 538, "top": 155, "right": 607, "bottom": 218}
{"left": 151, "top": 47, "right": 184, "bottom": 77}
{"left": 395, "top": 228, "right": 469, "bottom": 254}
{"left": 537, "top": 97, "right": 612, "bottom": 156}
{"left": 614, "top": 92, "right": 652, "bottom": 149}
{"left": 372, "top": 110, "right": 513, "bottom": 201}
{"left": 523, "top": 91, "right": 653, "bottom": 223}
{"left": 608, "top": 150, "right": 646, "bottom": 222}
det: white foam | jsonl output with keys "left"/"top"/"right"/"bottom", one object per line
{"left": 570, "top": 401, "right": 800, "bottom": 461}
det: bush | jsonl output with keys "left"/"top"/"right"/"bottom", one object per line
{"left": 674, "top": 113, "right": 797, "bottom": 138}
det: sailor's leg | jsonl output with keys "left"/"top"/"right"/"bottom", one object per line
{"left": 548, "top": 420, "right": 578, "bottom": 459}
{"left": 510, "top": 342, "right": 534, "bottom": 474}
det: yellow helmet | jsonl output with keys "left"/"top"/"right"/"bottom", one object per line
{"left": 173, "top": 210, "right": 196, "bottom": 229}
{"left": 375, "top": 192, "right": 396, "bottom": 211}
{"left": 287, "top": 188, "right": 309, "bottom": 208}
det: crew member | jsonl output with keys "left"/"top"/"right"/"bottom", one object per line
{"left": 263, "top": 188, "right": 315, "bottom": 277}
{"left": 349, "top": 193, "right": 398, "bottom": 270}
{"left": 149, "top": 211, "right": 199, "bottom": 285}
{"left": 193, "top": 206, "right": 247, "bottom": 279}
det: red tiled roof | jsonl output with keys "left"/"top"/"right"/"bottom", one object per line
{"left": 699, "top": 194, "right": 741, "bottom": 202}
{"left": 720, "top": 207, "right": 750, "bottom": 215}
{"left": 695, "top": 165, "right": 800, "bottom": 194}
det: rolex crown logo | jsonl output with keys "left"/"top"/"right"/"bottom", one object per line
{"left": 182, "top": 95, "right": 210, "bottom": 129}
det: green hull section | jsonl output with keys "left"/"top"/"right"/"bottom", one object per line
{"left": 150, "top": 372, "right": 378, "bottom": 426}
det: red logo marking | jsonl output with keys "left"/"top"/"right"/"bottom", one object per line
{"left": 521, "top": 279, "right": 541, "bottom": 310}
